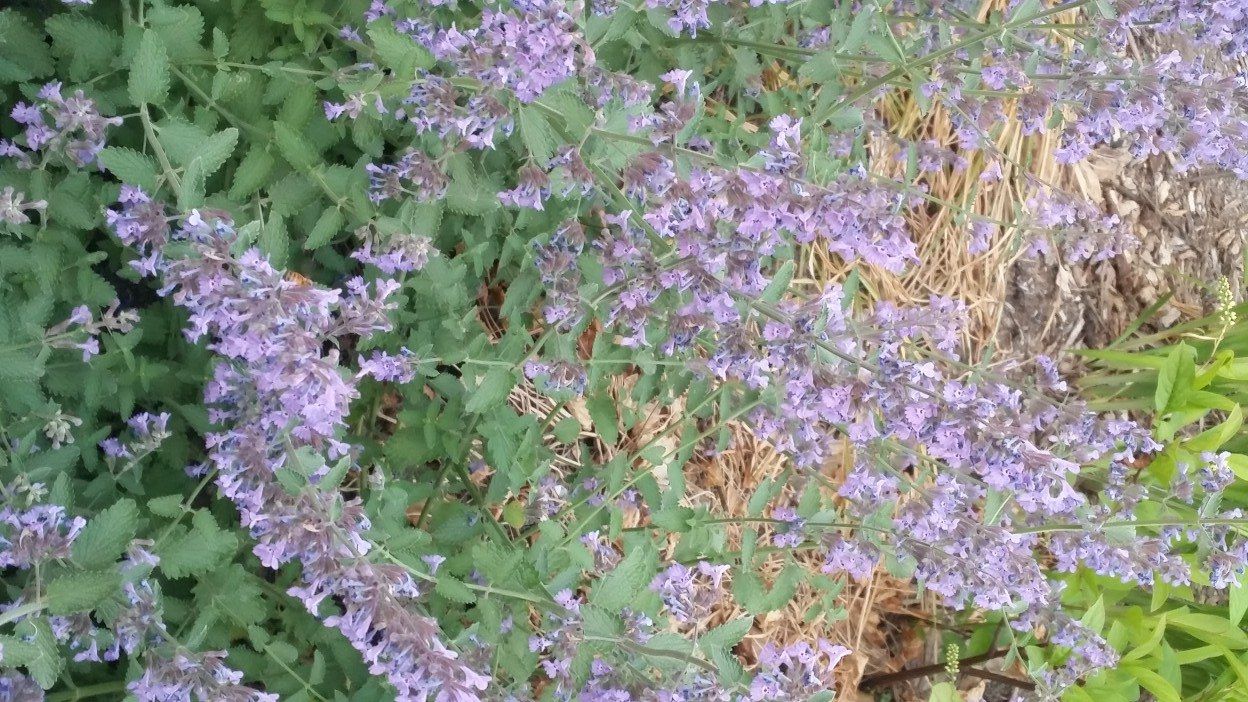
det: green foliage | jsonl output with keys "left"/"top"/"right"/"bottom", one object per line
{"left": 1063, "top": 301, "right": 1248, "bottom": 701}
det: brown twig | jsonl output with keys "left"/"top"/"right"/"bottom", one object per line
{"left": 858, "top": 648, "right": 1010, "bottom": 689}
{"left": 963, "top": 667, "right": 1036, "bottom": 691}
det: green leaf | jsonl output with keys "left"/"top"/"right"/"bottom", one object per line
{"left": 1080, "top": 594, "right": 1105, "bottom": 635}
{"left": 304, "top": 207, "right": 344, "bottom": 250}
{"left": 99, "top": 148, "right": 159, "bottom": 191}
{"left": 435, "top": 575, "right": 477, "bottom": 604}
{"left": 518, "top": 106, "right": 558, "bottom": 164}
{"left": 1121, "top": 664, "right": 1180, "bottom": 702}
{"left": 48, "top": 175, "right": 97, "bottom": 230}
{"left": 553, "top": 416, "right": 581, "bottom": 444}
{"left": 445, "top": 155, "right": 496, "bottom": 215}
{"left": 228, "top": 146, "right": 277, "bottom": 200}
{"left": 156, "top": 118, "right": 211, "bottom": 165}
{"left": 1155, "top": 343, "right": 1195, "bottom": 412}
{"left": 212, "top": 28, "right": 230, "bottom": 59}
{"left": 651, "top": 506, "right": 694, "bottom": 533}
{"left": 1121, "top": 612, "right": 1166, "bottom": 662}
{"left": 148, "top": 4, "right": 207, "bottom": 60}
{"left": 1232, "top": 578, "right": 1248, "bottom": 627}
{"left": 259, "top": 214, "right": 290, "bottom": 268}
{"left": 698, "top": 616, "right": 752, "bottom": 668}
{"left": 760, "top": 260, "right": 795, "bottom": 304}
{"left": 465, "top": 368, "right": 517, "bottom": 414}
{"left": 18, "top": 619, "right": 62, "bottom": 689}
{"left": 179, "top": 157, "right": 207, "bottom": 210}
{"left": 1169, "top": 611, "right": 1248, "bottom": 649}
{"left": 72, "top": 498, "right": 138, "bottom": 569}
{"left": 129, "top": 31, "right": 171, "bottom": 105}
{"left": 841, "top": 6, "right": 877, "bottom": 54}
{"left": 0, "top": 11, "right": 53, "bottom": 83}
{"left": 274, "top": 121, "right": 319, "bottom": 170}
{"left": 46, "top": 15, "right": 120, "bottom": 82}
{"left": 367, "top": 22, "right": 433, "bottom": 76}
{"left": 157, "top": 510, "right": 239, "bottom": 578}
{"left": 1186, "top": 404, "right": 1242, "bottom": 452}
{"left": 47, "top": 570, "right": 121, "bottom": 614}
{"left": 147, "top": 494, "right": 184, "bottom": 518}
{"left": 1076, "top": 348, "right": 1167, "bottom": 370}
{"left": 587, "top": 393, "right": 619, "bottom": 445}
{"left": 591, "top": 542, "right": 657, "bottom": 611}
{"left": 928, "top": 682, "right": 962, "bottom": 702}
{"left": 268, "top": 172, "right": 319, "bottom": 216}
{"left": 192, "top": 128, "right": 240, "bottom": 179}
{"left": 798, "top": 49, "right": 842, "bottom": 83}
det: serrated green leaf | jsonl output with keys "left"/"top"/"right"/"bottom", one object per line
{"left": 445, "top": 156, "right": 496, "bottom": 215}
{"left": 699, "top": 616, "right": 752, "bottom": 653}
{"left": 99, "top": 147, "right": 159, "bottom": 191}
{"left": 269, "top": 172, "right": 320, "bottom": 216}
{"left": 157, "top": 510, "right": 238, "bottom": 578}
{"left": 156, "top": 118, "right": 211, "bottom": 166}
{"left": 47, "top": 570, "right": 121, "bottom": 614}
{"left": 48, "top": 175, "right": 97, "bottom": 230}
{"left": 228, "top": 146, "right": 277, "bottom": 200}
{"left": 0, "top": 11, "right": 53, "bottom": 83}
{"left": 587, "top": 393, "right": 618, "bottom": 445}
{"left": 435, "top": 575, "right": 477, "bottom": 604}
{"left": 367, "top": 23, "right": 433, "bottom": 77}
{"left": 129, "top": 31, "right": 171, "bottom": 105}
{"left": 799, "top": 49, "right": 842, "bottom": 83}
{"left": 179, "top": 157, "right": 207, "bottom": 210}
{"left": 274, "top": 121, "right": 319, "bottom": 170}
{"left": 18, "top": 619, "right": 62, "bottom": 689}
{"left": 518, "top": 106, "right": 558, "bottom": 164}
{"left": 191, "top": 128, "right": 240, "bottom": 179}
{"left": 259, "top": 214, "right": 290, "bottom": 268}
{"left": 212, "top": 28, "right": 230, "bottom": 59}
{"left": 465, "top": 368, "right": 517, "bottom": 414}
{"left": 147, "top": 494, "right": 184, "bottom": 518}
{"left": 304, "top": 207, "right": 344, "bottom": 250}
{"left": 0, "top": 350, "right": 46, "bottom": 382}
{"left": 46, "top": 15, "right": 120, "bottom": 82}
{"left": 72, "top": 498, "right": 138, "bottom": 569}
{"left": 148, "top": 4, "right": 207, "bottom": 60}
{"left": 590, "top": 542, "right": 656, "bottom": 610}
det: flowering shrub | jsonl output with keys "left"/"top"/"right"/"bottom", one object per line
{"left": 1, "top": 0, "right": 1247, "bottom": 700}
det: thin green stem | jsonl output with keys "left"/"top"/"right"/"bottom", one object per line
{"left": 0, "top": 600, "right": 46, "bottom": 627}
{"left": 46, "top": 681, "right": 129, "bottom": 702}
{"left": 139, "top": 104, "right": 180, "bottom": 193}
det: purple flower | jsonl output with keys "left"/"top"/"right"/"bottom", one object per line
{"left": 357, "top": 350, "right": 419, "bottom": 384}
{"left": 130, "top": 649, "right": 277, "bottom": 702}
{"left": 120, "top": 203, "right": 490, "bottom": 701}
{"left": 650, "top": 561, "right": 729, "bottom": 622}
{"left": 769, "top": 507, "right": 807, "bottom": 548}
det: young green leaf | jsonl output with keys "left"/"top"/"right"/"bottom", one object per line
{"left": 98, "top": 148, "right": 159, "bottom": 192}
{"left": 72, "top": 498, "right": 139, "bottom": 569}
{"left": 129, "top": 31, "right": 171, "bottom": 106}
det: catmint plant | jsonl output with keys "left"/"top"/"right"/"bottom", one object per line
{"left": 3, "top": 0, "right": 1248, "bottom": 699}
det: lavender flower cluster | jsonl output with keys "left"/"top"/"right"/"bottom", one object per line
{"left": 307, "top": 0, "right": 1248, "bottom": 694}
{"left": 107, "top": 195, "right": 486, "bottom": 701}
{"left": 1, "top": 82, "right": 120, "bottom": 170}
